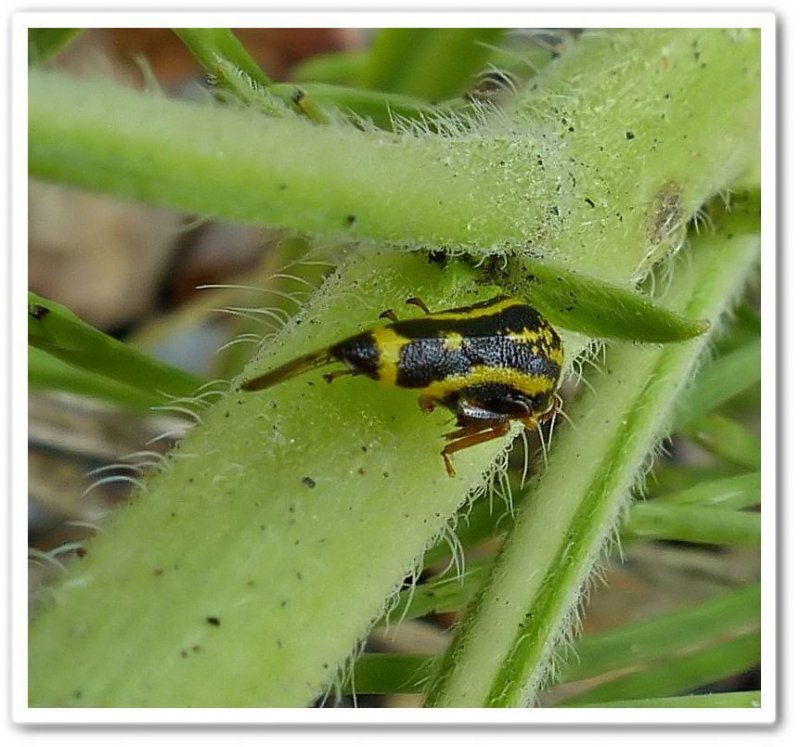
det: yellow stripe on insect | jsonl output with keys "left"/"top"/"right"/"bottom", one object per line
{"left": 443, "top": 332, "right": 464, "bottom": 351}
{"left": 507, "top": 329, "right": 565, "bottom": 366}
{"left": 422, "top": 366, "right": 556, "bottom": 402}
{"left": 425, "top": 297, "right": 519, "bottom": 321}
{"left": 370, "top": 325, "right": 409, "bottom": 386}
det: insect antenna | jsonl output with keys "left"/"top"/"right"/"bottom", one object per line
{"left": 240, "top": 348, "right": 336, "bottom": 391}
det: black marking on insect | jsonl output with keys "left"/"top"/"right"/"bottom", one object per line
{"left": 241, "top": 296, "right": 564, "bottom": 477}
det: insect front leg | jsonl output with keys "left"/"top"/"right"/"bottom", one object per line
{"left": 322, "top": 368, "right": 360, "bottom": 384}
{"left": 441, "top": 421, "right": 511, "bottom": 477}
{"left": 405, "top": 297, "right": 431, "bottom": 315}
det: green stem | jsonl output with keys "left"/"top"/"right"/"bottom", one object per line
{"left": 29, "top": 29, "right": 759, "bottom": 279}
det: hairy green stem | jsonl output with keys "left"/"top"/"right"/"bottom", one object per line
{"left": 29, "top": 30, "right": 759, "bottom": 279}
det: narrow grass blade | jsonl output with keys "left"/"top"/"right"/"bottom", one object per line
{"left": 624, "top": 502, "right": 760, "bottom": 546}
{"left": 348, "top": 654, "right": 436, "bottom": 695}
{"left": 556, "top": 631, "right": 760, "bottom": 705}
{"left": 650, "top": 471, "right": 760, "bottom": 510}
{"left": 29, "top": 346, "right": 165, "bottom": 410}
{"left": 674, "top": 339, "right": 760, "bottom": 429}
{"left": 28, "top": 291, "right": 204, "bottom": 400}
{"left": 685, "top": 413, "right": 761, "bottom": 470}
{"left": 555, "top": 584, "right": 760, "bottom": 684}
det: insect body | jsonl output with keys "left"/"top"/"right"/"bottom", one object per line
{"left": 241, "top": 296, "right": 564, "bottom": 477}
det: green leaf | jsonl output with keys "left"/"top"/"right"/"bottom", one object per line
{"left": 685, "top": 413, "right": 761, "bottom": 470}
{"left": 624, "top": 502, "right": 760, "bottom": 545}
{"left": 557, "top": 631, "right": 760, "bottom": 705}
{"left": 28, "top": 291, "right": 205, "bottom": 400}
{"left": 359, "top": 29, "right": 438, "bottom": 91}
{"left": 519, "top": 260, "right": 710, "bottom": 342}
{"left": 28, "top": 28, "right": 81, "bottom": 66}
{"left": 291, "top": 49, "right": 369, "bottom": 85}
{"left": 650, "top": 472, "right": 760, "bottom": 510}
{"left": 29, "top": 346, "right": 165, "bottom": 410}
{"left": 557, "top": 584, "right": 760, "bottom": 684}
{"left": 348, "top": 654, "right": 436, "bottom": 695}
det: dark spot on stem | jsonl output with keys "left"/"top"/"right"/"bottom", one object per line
{"left": 648, "top": 182, "right": 685, "bottom": 247}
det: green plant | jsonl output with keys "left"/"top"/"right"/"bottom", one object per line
{"left": 27, "top": 27, "right": 761, "bottom": 708}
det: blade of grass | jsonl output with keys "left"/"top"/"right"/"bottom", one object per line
{"left": 649, "top": 471, "right": 760, "bottom": 510}
{"left": 556, "top": 631, "right": 760, "bottom": 705}
{"left": 674, "top": 339, "right": 760, "bottom": 429}
{"left": 386, "top": 560, "right": 491, "bottom": 625}
{"left": 359, "top": 29, "right": 438, "bottom": 91}
{"left": 685, "top": 413, "right": 761, "bottom": 470}
{"left": 291, "top": 49, "right": 369, "bottom": 85}
{"left": 555, "top": 584, "right": 760, "bottom": 684}
{"left": 390, "top": 29, "right": 506, "bottom": 101}
{"left": 28, "top": 291, "right": 205, "bottom": 400}
{"left": 29, "top": 346, "right": 166, "bottom": 410}
{"left": 348, "top": 654, "right": 436, "bottom": 695}
{"left": 623, "top": 502, "right": 760, "bottom": 546}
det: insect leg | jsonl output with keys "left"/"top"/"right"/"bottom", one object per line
{"left": 442, "top": 421, "right": 498, "bottom": 441}
{"left": 378, "top": 309, "right": 400, "bottom": 323}
{"left": 441, "top": 421, "right": 511, "bottom": 477}
{"left": 405, "top": 297, "right": 431, "bottom": 315}
{"left": 322, "top": 369, "right": 360, "bottom": 384}
{"left": 418, "top": 394, "right": 437, "bottom": 413}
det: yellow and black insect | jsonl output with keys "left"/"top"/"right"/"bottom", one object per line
{"left": 241, "top": 296, "right": 564, "bottom": 477}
